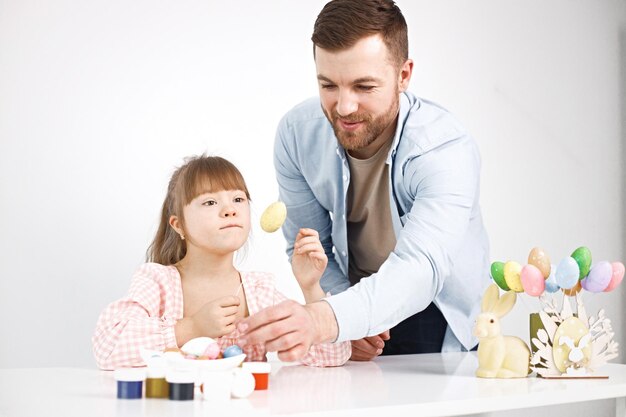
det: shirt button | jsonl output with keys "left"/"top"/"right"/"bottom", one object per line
{"left": 342, "top": 175, "right": 348, "bottom": 182}
{"left": 341, "top": 251, "right": 347, "bottom": 257}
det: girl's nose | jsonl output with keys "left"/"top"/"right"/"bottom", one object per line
{"left": 221, "top": 203, "right": 237, "bottom": 217}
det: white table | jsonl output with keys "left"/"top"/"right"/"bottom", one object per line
{"left": 1, "top": 352, "right": 625, "bottom": 417}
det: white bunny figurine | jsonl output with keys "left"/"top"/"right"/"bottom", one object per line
{"left": 473, "top": 284, "right": 530, "bottom": 378}
{"left": 559, "top": 333, "right": 591, "bottom": 368}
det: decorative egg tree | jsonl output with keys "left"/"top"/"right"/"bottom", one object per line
{"left": 490, "top": 247, "right": 624, "bottom": 378}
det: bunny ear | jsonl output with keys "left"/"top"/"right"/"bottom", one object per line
{"left": 559, "top": 335, "right": 575, "bottom": 349}
{"left": 492, "top": 290, "right": 516, "bottom": 318}
{"left": 481, "top": 284, "right": 500, "bottom": 313}
{"left": 578, "top": 333, "right": 591, "bottom": 349}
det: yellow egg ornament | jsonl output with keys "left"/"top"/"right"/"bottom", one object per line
{"left": 260, "top": 201, "right": 287, "bottom": 233}
{"left": 503, "top": 261, "right": 523, "bottom": 292}
{"left": 552, "top": 317, "right": 592, "bottom": 373}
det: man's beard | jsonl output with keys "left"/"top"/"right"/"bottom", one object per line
{"left": 323, "top": 95, "right": 399, "bottom": 152}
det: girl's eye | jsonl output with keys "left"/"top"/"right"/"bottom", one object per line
{"left": 234, "top": 197, "right": 246, "bottom": 203}
{"left": 202, "top": 200, "right": 217, "bottom": 206}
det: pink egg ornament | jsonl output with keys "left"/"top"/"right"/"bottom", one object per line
{"left": 520, "top": 264, "right": 545, "bottom": 296}
{"left": 603, "top": 262, "right": 625, "bottom": 292}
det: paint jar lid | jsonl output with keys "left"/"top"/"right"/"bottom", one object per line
{"left": 166, "top": 368, "right": 197, "bottom": 384}
{"left": 242, "top": 362, "right": 271, "bottom": 373}
{"left": 114, "top": 368, "right": 146, "bottom": 382}
{"left": 145, "top": 357, "right": 167, "bottom": 378}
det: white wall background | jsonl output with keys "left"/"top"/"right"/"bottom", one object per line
{"left": 0, "top": 0, "right": 624, "bottom": 369}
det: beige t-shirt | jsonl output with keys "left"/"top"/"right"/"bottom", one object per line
{"left": 346, "top": 140, "right": 397, "bottom": 286}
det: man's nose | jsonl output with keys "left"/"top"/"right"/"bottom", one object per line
{"left": 336, "top": 89, "right": 358, "bottom": 117}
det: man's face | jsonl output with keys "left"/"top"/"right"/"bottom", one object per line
{"left": 315, "top": 34, "right": 412, "bottom": 156}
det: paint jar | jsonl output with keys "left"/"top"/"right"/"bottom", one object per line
{"left": 242, "top": 362, "right": 271, "bottom": 390}
{"left": 166, "top": 369, "right": 196, "bottom": 401}
{"left": 145, "top": 357, "right": 169, "bottom": 398}
{"left": 230, "top": 368, "right": 255, "bottom": 399}
{"left": 114, "top": 368, "right": 146, "bottom": 399}
{"left": 201, "top": 370, "right": 233, "bottom": 402}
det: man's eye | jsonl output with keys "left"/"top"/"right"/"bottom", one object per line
{"left": 357, "top": 85, "right": 375, "bottom": 91}
{"left": 321, "top": 84, "right": 336, "bottom": 90}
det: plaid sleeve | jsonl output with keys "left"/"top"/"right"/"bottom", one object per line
{"left": 92, "top": 264, "right": 179, "bottom": 370}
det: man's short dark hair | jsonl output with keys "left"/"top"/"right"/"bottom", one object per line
{"left": 312, "top": 0, "right": 408, "bottom": 68}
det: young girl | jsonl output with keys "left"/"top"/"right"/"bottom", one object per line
{"left": 92, "top": 155, "right": 350, "bottom": 369}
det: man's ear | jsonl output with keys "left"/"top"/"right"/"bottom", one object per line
{"left": 398, "top": 59, "right": 413, "bottom": 92}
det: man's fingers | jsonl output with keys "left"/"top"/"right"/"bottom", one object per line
{"left": 379, "top": 330, "right": 391, "bottom": 340}
{"left": 276, "top": 343, "right": 308, "bottom": 362}
{"left": 238, "top": 301, "right": 296, "bottom": 334}
{"left": 364, "top": 335, "right": 385, "bottom": 349}
{"left": 352, "top": 338, "right": 380, "bottom": 354}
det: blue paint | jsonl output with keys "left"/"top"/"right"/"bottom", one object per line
{"left": 223, "top": 345, "right": 243, "bottom": 358}
{"left": 117, "top": 380, "right": 143, "bottom": 399}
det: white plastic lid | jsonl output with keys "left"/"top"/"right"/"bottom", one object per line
{"left": 242, "top": 361, "right": 271, "bottom": 373}
{"left": 114, "top": 368, "right": 146, "bottom": 382}
{"left": 166, "top": 368, "right": 197, "bottom": 384}
{"left": 230, "top": 368, "right": 254, "bottom": 399}
{"left": 145, "top": 357, "right": 166, "bottom": 378}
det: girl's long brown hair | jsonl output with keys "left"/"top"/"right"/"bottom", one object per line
{"left": 146, "top": 155, "right": 251, "bottom": 265}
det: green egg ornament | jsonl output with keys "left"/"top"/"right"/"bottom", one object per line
{"left": 571, "top": 246, "right": 592, "bottom": 279}
{"left": 490, "top": 261, "right": 509, "bottom": 291}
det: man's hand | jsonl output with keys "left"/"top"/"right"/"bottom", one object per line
{"left": 237, "top": 300, "right": 338, "bottom": 362}
{"left": 350, "top": 330, "right": 390, "bottom": 361}
{"left": 291, "top": 228, "right": 327, "bottom": 301}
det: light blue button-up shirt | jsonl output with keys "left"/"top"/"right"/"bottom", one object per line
{"left": 273, "top": 92, "right": 490, "bottom": 351}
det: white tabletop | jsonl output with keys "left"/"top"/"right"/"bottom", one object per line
{"left": 1, "top": 352, "right": 625, "bottom": 417}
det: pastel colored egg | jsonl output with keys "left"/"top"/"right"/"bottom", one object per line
{"left": 528, "top": 247, "right": 551, "bottom": 278}
{"left": 571, "top": 247, "right": 592, "bottom": 279}
{"left": 260, "top": 201, "right": 287, "bottom": 233}
{"left": 520, "top": 264, "right": 545, "bottom": 296}
{"left": 581, "top": 261, "right": 612, "bottom": 293}
{"left": 181, "top": 337, "right": 217, "bottom": 357}
{"left": 544, "top": 264, "right": 560, "bottom": 293}
{"left": 503, "top": 261, "right": 523, "bottom": 292}
{"left": 490, "top": 261, "right": 509, "bottom": 291}
{"left": 552, "top": 317, "right": 591, "bottom": 373}
{"left": 562, "top": 280, "right": 582, "bottom": 296}
{"left": 201, "top": 342, "right": 221, "bottom": 359}
{"left": 223, "top": 345, "right": 243, "bottom": 358}
{"left": 555, "top": 257, "right": 580, "bottom": 289}
{"left": 604, "top": 262, "right": 625, "bottom": 292}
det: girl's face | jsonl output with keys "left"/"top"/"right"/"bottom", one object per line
{"left": 181, "top": 189, "right": 251, "bottom": 255}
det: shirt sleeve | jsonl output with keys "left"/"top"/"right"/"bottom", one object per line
{"left": 271, "top": 285, "right": 351, "bottom": 367}
{"left": 274, "top": 116, "right": 350, "bottom": 296}
{"left": 326, "top": 135, "right": 482, "bottom": 342}
{"left": 92, "top": 265, "right": 179, "bottom": 370}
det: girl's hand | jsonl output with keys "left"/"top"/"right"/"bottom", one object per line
{"left": 292, "top": 228, "right": 327, "bottom": 301}
{"left": 190, "top": 295, "right": 241, "bottom": 339}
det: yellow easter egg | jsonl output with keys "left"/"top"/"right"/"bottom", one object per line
{"left": 552, "top": 317, "right": 591, "bottom": 373}
{"left": 260, "top": 201, "right": 287, "bottom": 233}
{"left": 503, "top": 261, "right": 523, "bottom": 292}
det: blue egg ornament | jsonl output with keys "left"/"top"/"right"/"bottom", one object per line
{"left": 223, "top": 345, "right": 243, "bottom": 358}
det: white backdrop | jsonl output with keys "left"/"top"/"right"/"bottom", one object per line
{"left": 0, "top": 0, "right": 624, "bottom": 369}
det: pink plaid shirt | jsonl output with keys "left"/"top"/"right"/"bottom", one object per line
{"left": 93, "top": 263, "right": 351, "bottom": 370}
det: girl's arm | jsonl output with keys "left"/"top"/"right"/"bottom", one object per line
{"left": 92, "top": 264, "right": 179, "bottom": 370}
